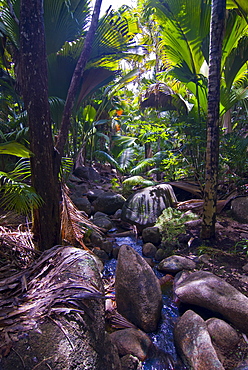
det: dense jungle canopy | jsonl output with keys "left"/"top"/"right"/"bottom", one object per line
{"left": 0, "top": 0, "right": 248, "bottom": 250}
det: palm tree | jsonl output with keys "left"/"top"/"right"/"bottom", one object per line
{"left": 201, "top": 0, "right": 226, "bottom": 239}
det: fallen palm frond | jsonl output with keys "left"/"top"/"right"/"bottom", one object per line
{"left": 0, "top": 225, "right": 38, "bottom": 271}
{"left": 176, "top": 192, "right": 237, "bottom": 214}
{"left": 61, "top": 183, "right": 102, "bottom": 249}
{"left": 106, "top": 309, "right": 137, "bottom": 329}
{"left": 0, "top": 245, "right": 103, "bottom": 358}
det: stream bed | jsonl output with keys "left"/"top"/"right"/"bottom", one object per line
{"left": 103, "top": 235, "right": 187, "bottom": 370}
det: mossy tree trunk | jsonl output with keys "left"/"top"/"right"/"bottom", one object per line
{"left": 201, "top": 0, "right": 226, "bottom": 239}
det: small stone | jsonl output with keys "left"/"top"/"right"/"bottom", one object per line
{"left": 110, "top": 328, "right": 152, "bottom": 361}
{"left": 142, "top": 243, "right": 157, "bottom": 258}
{"left": 90, "top": 231, "right": 103, "bottom": 248}
{"left": 142, "top": 227, "right": 161, "bottom": 245}
{"left": 101, "top": 240, "right": 113, "bottom": 255}
{"left": 92, "top": 248, "right": 109, "bottom": 262}
{"left": 120, "top": 354, "right": 142, "bottom": 370}
{"left": 154, "top": 248, "right": 168, "bottom": 261}
{"left": 157, "top": 255, "right": 196, "bottom": 274}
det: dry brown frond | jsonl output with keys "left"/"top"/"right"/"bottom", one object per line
{"left": 0, "top": 225, "right": 37, "bottom": 271}
{"left": 0, "top": 245, "right": 103, "bottom": 357}
{"left": 61, "top": 184, "right": 102, "bottom": 249}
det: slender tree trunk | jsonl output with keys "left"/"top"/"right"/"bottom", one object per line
{"left": 201, "top": 0, "right": 226, "bottom": 239}
{"left": 19, "top": 0, "right": 61, "bottom": 250}
{"left": 55, "top": 0, "right": 103, "bottom": 174}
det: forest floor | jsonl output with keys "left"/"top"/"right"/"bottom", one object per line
{"left": 178, "top": 211, "right": 248, "bottom": 296}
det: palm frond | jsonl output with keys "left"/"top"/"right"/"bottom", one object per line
{"left": 94, "top": 150, "right": 124, "bottom": 173}
{"left": 122, "top": 175, "right": 155, "bottom": 190}
{"left": 61, "top": 184, "right": 101, "bottom": 249}
{"left": 118, "top": 147, "right": 135, "bottom": 171}
{"left": 0, "top": 178, "right": 43, "bottom": 214}
{"left": 0, "top": 141, "right": 32, "bottom": 157}
{"left": 44, "top": 0, "right": 91, "bottom": 55}
{"left": 130, "top": 158, "right": 154, "bottom": 175}
{"left": 224, "top": 35, "right": 248, "bottom": 90}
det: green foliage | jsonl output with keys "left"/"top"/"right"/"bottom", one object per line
{"left": 155, "top": 207, "right": 198, "bottom": 244}
{"left": 219, "top": 132, "right": 248, "bottom": 182}
{"left": 122, "top": 175, "right": 155, "bottom": 195}
{"left": 0, "top": 159, "right": 43, "bottom": 214}
{"left": 0, "top": 141, "right": 33, "bottom": 158}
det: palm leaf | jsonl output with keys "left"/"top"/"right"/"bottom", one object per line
{"left": 94, "top": 150, "right": 124, "bottom": 173}
{"left": 0, "top": 141, "right": 33, "bottom": 158}
{"left": 122, "top": 175, "right": 155, "bottom": 189}
{"left": 224, "top": 35, "right": 248, "bottom": 90}
{"left": 118, "top": 147, "right": 135, "bottom": 171}
{"left": 61, "top": 184, "right": 100, "bottom": 249}
{"left": 130, "top": 158, "right": 154, "bottom": 175}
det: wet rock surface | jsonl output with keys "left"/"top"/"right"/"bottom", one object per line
{"left": 115, "top": 245, "right": 162, "bottom": 332}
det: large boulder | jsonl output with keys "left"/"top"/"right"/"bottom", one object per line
{"left": 174, "top": 310, "right": 225, "bottom": 370}
{"left": 0, "top": 246, "right": 121, "bottom": 370}
{"left": 121, "top": 184, "right": 177, "bottom": 229}
{"left": 93, "top": 192, "right": 126, "bottom": 215}
{"left": 115, "top": 245, "right": 162, "bottom": 332}
{"left": 231, "top": 196, "right": 248, "bottom": 223}
{"left": 73, "top": 165, "right": 101, "bottom": 182}
{"left": 174, "top": 270, "right": 248, "bottom": 335}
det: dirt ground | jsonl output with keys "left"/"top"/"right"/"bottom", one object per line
{"left": 173, "top": 212, "right": 248, "bottom": 369}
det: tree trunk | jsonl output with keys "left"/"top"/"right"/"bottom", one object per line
{"left": 19, "top": 0, "right": 61, "bottom": 250}
{"left": 54, "top": 0, "right": 103, "bottom": 174}
{"left": 201, "top": 0, "right": 226, "bottom": 239}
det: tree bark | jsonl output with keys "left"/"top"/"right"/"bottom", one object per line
{"left": 19, "top": 0, "right": 61, "bottom": 250}
{"left": 201, "top": 0, "right": 226, "bottom": 239}
{"left": 55, "top": 0, "right": 103, "bottom": 174}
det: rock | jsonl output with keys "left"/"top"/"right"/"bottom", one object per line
{"left": 72, "top": 183, "right": 89, "bottom": 196}
{"left": 154, "top": 248, "right": 168, "bottom": 261}
{"left": 142, "top": 242, "right": 157, "bottom": 258}
{"left": 206, "top": 318, "right": 240, "bottom": 349}
{"left": 92, "top": 248, "right": 109, "bottom": 262}
{"left": 90, "top": 231, "right": 104, "bottom": 249}
{"left": 174, "top": 271, "right": 248, "bottom": 335}
{"left": 174, "top": 310, "right": 225, "bottom": 370}
{"left": 93, "top": 216, "right": 113, "bottom": 231}
{"left": 0, "top": 246, "right": 121, "bottom": 370}
{"left": 109, "top": 328, "right": 152, "bottom": 361}
{"left": 231, "top": 196, "right": 248, "bottom": 223}
{"left": 142, "top": 226, "right": 161, "bottom": 245}
{"left": 71, "top": 195, "right": 92, "bottom": 215}
{"left": 101, "top": 240, "right": 113, "bottom": 255}
{"left": 73, "top": 166, "right": 101, "bottom": 182}
{"left": 87, "top": 189, "right": 105, "bottom": 202}
{"left": 112, "top": 245, "right": 121, "bottom": 259}
{"left": 93, "top": 192, "right": 126, "bottom": 215}
{"left": 115, "top": 245, "right": 162, "bottom": 332}
{"left": 120, "top": 354, "right": 143, "bottom": 370}
{"left": 113, "top": 209, "right": 122, "bottom": 219}
{"left": 242, "top": 263, "right": 248, "bottom": 272}
{"left": 121, "top": 184, "right": 177, "bottom": 229}
{"left": 157, "top": 255, "right": 196, "bottom": 274}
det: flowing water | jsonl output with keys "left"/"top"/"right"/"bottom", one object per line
{"left": 103, "top": 235, "right": 187, "bottom": 370}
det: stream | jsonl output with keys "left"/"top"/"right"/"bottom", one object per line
{"left": 103, "top": 235, "right": 187, "bottom": 370}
